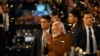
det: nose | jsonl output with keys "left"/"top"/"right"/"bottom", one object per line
{"left": 88, "top": 17, "right": 93, "bottom": 20}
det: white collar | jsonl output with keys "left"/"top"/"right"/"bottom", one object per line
{"left": 84, "top": 24, "right": 92, "bottom": 29}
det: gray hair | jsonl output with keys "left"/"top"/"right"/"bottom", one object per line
{"left": 52, "top": 21, "right": 66, "bottom": 34}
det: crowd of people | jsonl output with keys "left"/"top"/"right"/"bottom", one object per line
{"left": 0, "top": 0, "right": 100, "bottom": 56}
{"left": 30, "top": 10, "right": 100, "bottom": 56}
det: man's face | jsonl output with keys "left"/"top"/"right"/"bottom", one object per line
{"left": 83, "top": 13, "right": 93, "bottom": 26}
{"left": 2, "top": 5, "right": 9, "bottom": 13}
{"left": 52, "top": 24, "right": 61, "bottom": 37}
{"left": 40, "top": 18, "right": 50, "bottom": 30}
{"left": 51, "top": 15, "right": 59, "bottom": 22}
{"left": 68, "top": 13, "right": 76, "bottom": 24}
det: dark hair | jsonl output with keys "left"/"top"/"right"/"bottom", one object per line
{"left": 51, "top": 10, "right": 60, "bottom": 17}
{"left": 41, "top": 15, "right": 51, "bottom": 22}
{"left": 68, "top": 9, "right": 81, "bottom": 20}
{"left": 68, "top": 9, "right": 83, "bottom": 25}
{"left": 81, "top": 10, "right": 92, "bottom": 18}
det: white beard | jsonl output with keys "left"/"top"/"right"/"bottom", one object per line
{"left": 52, "top": 32, "right": 61, "bottom": 38}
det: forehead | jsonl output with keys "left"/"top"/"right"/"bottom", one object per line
{"left": 52, "top": 24, "right": 59, "bottom": 29}
{"left": 69, "top": 13, "right": 73, "bottom": 15}
{"left": 40, "top": 18, "right": 49, "bottom": 22}
{"left": 51, "top": 15, "right": 59, "bottom": 17}
{"left": 68, "top": 13, "right": 75, "bottom": 17}
{"left": 84, "top": 13, "right": 93, "bottom": 17}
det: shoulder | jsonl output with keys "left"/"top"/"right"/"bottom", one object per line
{"left": 93, "top": 25, "right": 100, "bottom": 31}
{"left": 62, "top": 34, "right": 72, "bottom": 42}
{"left": 34, "top": 29, "right": 42, "bottom": 37}
{"left": 35, "top": 29, "right": 42, "bottom": 34}
{"left": 93, "top": 25, "right": 100, "bottom": 30}
{"left": 74, "top": 24, "right": 86, "bottom": 31}
{"left": 0, "top": 14, "right": 2, "bottom": 17}
{"left": 72, "top": 25, "right": 82, "bottom": 34}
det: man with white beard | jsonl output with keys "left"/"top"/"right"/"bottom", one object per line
{"left": 43, "top": 21, "right": 72, "bottom": 56}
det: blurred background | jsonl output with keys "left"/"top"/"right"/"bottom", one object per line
{"left": 0, "top": 0, "right": 99, "bottom": 56}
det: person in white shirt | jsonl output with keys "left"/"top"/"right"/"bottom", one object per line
{"left": 71, "top": 10, "right": 100, "bottom": 56}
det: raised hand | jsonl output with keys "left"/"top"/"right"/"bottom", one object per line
{"left": 44, "top": 31, "right": 52, "bottom": 44}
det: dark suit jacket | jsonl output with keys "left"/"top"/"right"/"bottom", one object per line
{"left": 0, "top": 14, "right": 6, "bottom": 49}
{"left": 64, "top": 22, "right": 81, "bottom": 35}
{"left": 0, "top": 13, "right": 16, "bottom": 32}
{"left": 31, "top": 29, "right": 43, "bottom": 56}
{"left": 72, "top": 25, "right": 100, "bottom": 51}
{"left": 0, "top": 14, "right": 3, "bottom": 24}
{"left": 0, "top": 13, "right": 15, "bottom": 47}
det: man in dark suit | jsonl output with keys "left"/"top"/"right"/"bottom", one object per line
{"left": 66, "top": 8, "right": 82, "bottom": 56}
{"left": 30, "top": 15, "right": 51, "bottom": 56}
{"left": 72, "top": 10, "right": 100, "bottom": 56}
{"left": 0, "top": 3, "right": 10, "bottom": 56}
{"left": 0, "top": 3, "right": 16, "bottom": 56}
{"left": 0, "top": 3, "right": 15, "bottom": 46}
{"left": 66, "top": 8, "right": 82, "bottom": 34}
